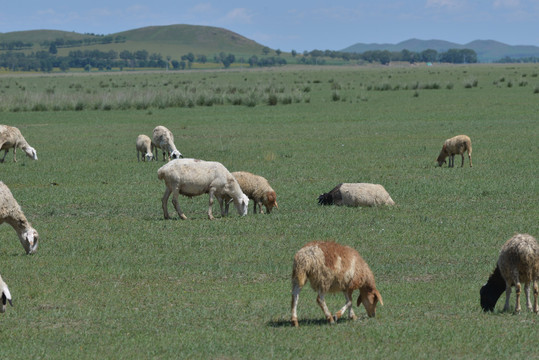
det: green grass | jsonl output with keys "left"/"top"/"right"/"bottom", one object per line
{"left": 0, "top": 64, "right": 538, "bottom": 359}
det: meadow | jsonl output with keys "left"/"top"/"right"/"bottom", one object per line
{"left": 0, "top": 64, "right": 538, "bottom": 359}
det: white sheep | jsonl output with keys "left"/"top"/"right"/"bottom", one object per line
{"left": 230, "top": 171, "right": 278, "bottom": 214}
{"left": 480, "top": 233, "right": 539, "bottom": 313}
{"left": 0, "top": 125, "right": 38, "bottom": 163}
{"left": 157, "top": 158, "right": 249, "bottom": 220}
{"left": 318, "top": 183, "right": 395, "bottom": 207}
{"left": 436, "top": 134, "right": 472, "bottom": 167}
{"left": 152, "top": 126, "right": 182, "bottom": 161}
{"left": 0, "top": 181, "right": 39, "bottom": 254}
{"left": 291, "top": 241, "right": 383, "bottom": 327}
{"left": 136, "top": 134, "right": 154, "bottom": 162}
{"left": 0, "top": 274, "right": 13, "bottom": 313}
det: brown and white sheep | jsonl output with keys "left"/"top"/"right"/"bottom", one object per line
{"left": 136, "top": 134, "right": 154, "bottom": 162}
{"left": 230, "top": 171, "right": 278, "bottom": 214}
{"left": 0, "top": 182, "right": 39, "bottom": 254}
{"left": 291, "top": 241, "right": 383, "bottom": 327}
{"left": 0, "top": 125, "right": 38, "bottom": 163}
{"left": 157, "top": 158, "right": 249, "bottom": 220}
{"left": 0, "top": 274, "right": 13, "bottom": 313}
{"left": 436, "top": 134, "right": 472, "bottom": 167}
{"left": 318, "top": 183, "right": 395, "bottom": 207}
{"left": 480, "top": 233, "right": 539, "bottom": 313}
{"left": 152, "top": 126, "right": 182, "bottom": 161}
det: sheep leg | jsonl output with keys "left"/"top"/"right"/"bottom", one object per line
{"left": 291, "top": 283, "right": 301, "bottom": 327}
{"left": 217, "top": 197, "right": 227, "bottom": 217}
{"left": 449, "top": 154, "right": 454, "bottom": 167}
{"left": 137, "top": 150, "right": 140, "bottom": 162}
{"left": 258, "top": 201, "right": 264, "bottom": 214}
{"left": 335, "top": 289, "right": 357, "bottom": 321}
{"left": 468, "top": 152, "right": 472, "bottom": 167}
{"left": 162, "top": 187, "right": 172, "bottom": 219}
{"left": 533, "top": 281, "right": 538, "bottom": 313}
{"left": 13, "top": 147, "right": 17, "bottom": 162}
{"left": 171, "top": 190, "right": 187, "bottom": 220}
{"left": 503, "top": 285, "right": 512, "bottom": 312}
{"left": 316, "top": 292, "right": 335, "bottom": 324}
{"left": 525, "top": 283, "right": 532, "bottom": 311}
{"left": 515, "top": 282, "right": 522, "bottom": 314}
{"left": 460, "top": 153, "right": 465, "bottom": 167}
{"left": 207, "top": 190, "right": 215, "bottom": 220}
{"left": 0, "top": 149, "right": 7, "bottom": 163}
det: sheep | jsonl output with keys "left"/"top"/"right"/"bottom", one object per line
{"left": 0, "top": 181, "right": 39, "bottom": 254}
{"left": 229, "top": 171, "right": 278, "bottom": 214}
{"left": 136, "top": 134, "right": 154, "bottom": 162}
{"left": 157, "top": 158, "right": 249, "bottom": 220}
{"left": 0, "top": 274, "right": 13, "bottom": 313}
{"left": 291, "top": 241, "right": 383, "bottom": 328}
{"left": 436, "top": 134, "right": 472, "bottom": 167}
{"left": 0, "top": 125, "right": 38, "bottom": 163}
{"left": 480, "top": 233, "right": 539, "bottom": 313}
{"left": 318, "top": 183, "right": 395, "bottom": 207}
{"left": 151, "top": 126, "right": 183, "bottom": 161}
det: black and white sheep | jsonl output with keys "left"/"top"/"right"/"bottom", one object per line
{"left": 136, "top": 134, "right": 154, "bottom": 162}
{"left": 291, "top": 241, "right": 383, "bottom": 327}
{"left": 480, "top": 233, "right": 539, "bottom": 313}
{"left": 436, "top": 134, "right": 472, "bottom": 167}
{"left": 157, "top": 158, "right": 249, "bottom": 220}
{"left": 230, "top": 171, "right": 278, "bottom": 214}
{"left": 318, "top": 183, "right": 395, "bottom": 207}
{"left": 0, "top": 274, "right": 13, "bottom": 313}
{"left": 0, "top": 181, "right": 39, "bottom": 254}
{"left": 152, "top": 126, "right": 182, "bottom": 161}
{"left": 0, "top": 125, "right": 38, "bottom": 163}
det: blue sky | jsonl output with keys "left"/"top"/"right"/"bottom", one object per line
{"left": 1, "top": 1, "right": 538, "bottom": 51}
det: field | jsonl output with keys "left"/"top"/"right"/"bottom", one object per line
{"left": 0, "top": 64, "right": 538, "bottom": 359}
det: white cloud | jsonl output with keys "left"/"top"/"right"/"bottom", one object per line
{"left": 425, "top": 0, "right": 464, "bottom": 9}
{"left": 493, "top": 0, "right": 520, "bottom": 8}
{"left": 221, "top": 8, "right": 254, "bottom": 24}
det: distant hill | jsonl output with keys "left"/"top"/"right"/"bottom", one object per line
{"left": 342, "top": 39, "right": 539, "bottom": 62}
{"left": 0, "top": 24, "right": 268, "bottom": 59}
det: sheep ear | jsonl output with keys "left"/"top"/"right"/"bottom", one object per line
{"left": 375, "top": 289, "right": 383, "bottom": 306}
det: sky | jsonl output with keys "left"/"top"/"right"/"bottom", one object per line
{"left": 1, "top": 0, "right": 538, "bottom": 52}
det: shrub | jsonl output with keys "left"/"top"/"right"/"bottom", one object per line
{"left": 267, "top": 94, "right": 278, "bottom": 106}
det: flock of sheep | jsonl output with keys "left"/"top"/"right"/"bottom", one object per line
{"left": 0, "top": 124, "right": 536, "bottom": 328}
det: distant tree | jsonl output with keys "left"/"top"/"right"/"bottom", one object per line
{"left": 276, "top": 49, "right": 282, "bottom": 56}
{"left": 262, "top": 47, "right": 270, "bottom": 55}
{"left": 171, "top": 60, "right": 180, "bottom": 69}
{"left": 196, "top": 54, "right": 207, "bottom": 63}
{"left": 48, "top": 43, "right": 57, "bottom": 55}
{"left": 420, "top": 49, "right": 438, "bottom": 63}
{"left": 291, "top": 50, "right": 297, "bottom": 57}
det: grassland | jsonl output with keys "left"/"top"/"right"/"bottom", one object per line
{"left": 0, "top": 64, "right": 538, "bottom": 359}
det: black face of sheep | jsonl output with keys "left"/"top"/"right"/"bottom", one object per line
{"left": 480, "top": 266, "right": 506, "bottom": 312}
{"left": 170, "top": 150, "right": 183, "bottom": 160}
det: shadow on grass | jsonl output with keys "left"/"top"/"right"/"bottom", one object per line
{"left": 268, "top": 317, "right": 358, "bottom": 328}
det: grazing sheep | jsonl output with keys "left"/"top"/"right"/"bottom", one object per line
{"left": 480, "top": 233, "right": 539, "bottom": 313}
{"left": 436, "top": 134, "right": 472, "bottom": 167}
{"left": 0, "top": 181, "right": 39, "bottom": 254}
{"left": 136, "top": 134, "right": 154, "bottom": 162}
{"left": 229, "top": 171, "right": 278, "bottom": 214}
{"left": 318, "top": 183, "right": 395, "bottom": 207}
{"left": 157, "top": 158, "right": 249, "bottom": 220}
{"left": 291, "top": 241, "right": 383, "bottom": 327}
{"left": 0, "top": 274, "right": 13, "bottom": 313}
{"left": 0, "top": 125, "right": 38, "bottom": 163}
{"left": 152, "top": 126, "right": 182, "bottom": 161}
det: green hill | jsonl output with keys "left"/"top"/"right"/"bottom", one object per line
{"left": 0, "top": 24, "right": 268, "bottom": 59}
{"left": 342, "top": 38, "right": 539, "bottom": 62}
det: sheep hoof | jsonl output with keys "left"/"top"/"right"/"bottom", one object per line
{"left": 291, "top": 319, "right": 299, "bottom": 328}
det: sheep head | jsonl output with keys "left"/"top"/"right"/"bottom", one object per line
{"left": 436, "top": 145, "right": 448, "bottom": 167}
{"left": 1, "top": 280, "right": 12, "bottom": 313}
{"left": 19, "top": 227, "right": 39, "bottom": 254}
{"left": 170, "top": 150, "right": 183, "bottom": 159}
{"left": 480, "top": 266, "right": 506, "bottom": 312}
{"left": 144, "top": 152, "right": 154, "bottom": 162}
{"left": 24, "top": 146, "right": 38, "bottom": 160}
{"left": 233, "top": 193, "right": 249, "bottom": 216}
{"left": 264, "top": 191, "right": 278, "bottom": 213}
{"left": 358, "top": 287, "right": 383, "bottom": 317}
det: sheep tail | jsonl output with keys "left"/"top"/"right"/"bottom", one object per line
{"left": 157, "top": 168, "right": 166, "bottom": 181}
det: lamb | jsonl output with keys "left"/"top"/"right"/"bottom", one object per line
{"left": 291, "top": 241, "right": 383, "bottom": 328}
{"left": 436, "top": 134, "right": 472, "bottom": 167}
{"left": 318, "top": 183, "right": 395, "bottom": 207}
{"left": 0, "top": 181, "right": 39, "bottom": 254}
{"left": 136, "top": 134, "right": 154, "bottom": 162}
{"left": 157, "top": 158, "right": 249, "bottom": 220}
{"left": 0, "top": 125, "right": 38, "bottom": 163}
{"left": 0, "top": 274, "right": 13, "bottom": 313}
{"left": 152, "top": 126, "right": 183, "bottom": 161}
{"left": 229, "top": 171, "right": 278, "bottom": 214}
{"left": 480, "top": 233, "right": 539, "bottom": 313}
